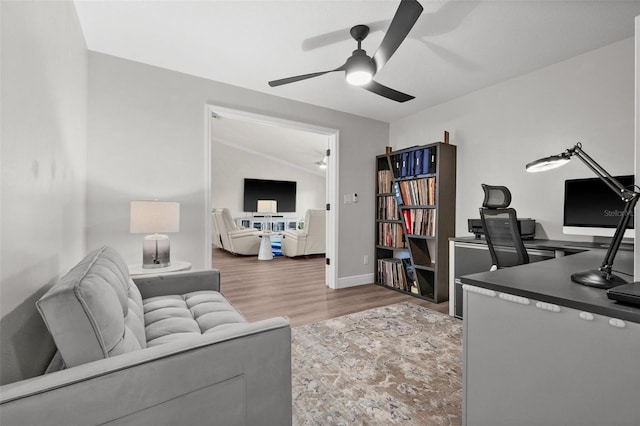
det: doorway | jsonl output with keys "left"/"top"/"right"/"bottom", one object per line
{"left": 204, "top": 104, "right": 339, "bottom": 288}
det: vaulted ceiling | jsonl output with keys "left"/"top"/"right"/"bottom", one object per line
{"left": 74, "top": 0, "right": 639, "bottom": 123}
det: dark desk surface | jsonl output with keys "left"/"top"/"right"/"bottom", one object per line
{"left": 460, "top": 249, "right": 640, "bottom": 323}
{"left": 451, "top": 236, "right": 634, "bottom": 253}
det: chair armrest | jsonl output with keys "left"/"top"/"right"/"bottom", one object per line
{"left": 133, "top": 269, "right": 220, "bottom": 298}
{"left": 0, "top": 317, "right": 292, "bottom": 426}
{"left": 228, "top": 229, "right": 259, "bottom": 238}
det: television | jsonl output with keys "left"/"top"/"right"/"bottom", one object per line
{"left": 563, "top": 175, "right": 635, "bottom": 238}
{"left": 243, "top": 178, "right": 297, "bottom": 213}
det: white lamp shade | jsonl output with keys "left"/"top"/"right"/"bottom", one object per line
{"left": 257, "top": 200, "right": 277, "bottom": 214}
{"left": 130, "top": 201, "right": 180, "bottom": 234}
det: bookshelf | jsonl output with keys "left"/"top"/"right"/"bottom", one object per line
{"left": 375, "top": 139, "right": 456, "bottom": 303}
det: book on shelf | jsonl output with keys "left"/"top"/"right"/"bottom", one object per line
{"left": 402, "top": 258, "right": 417, "bottom": 293}
{"left": 414, "top": 148, "right": 423, "bottom": 175}
{"left": 377, "top": 258, "right": 411, "bottom": 291}
{"left": 396, "top": 177, "right": 436, "bottom": 206}
{"left": 377, "top": 170, "right": 393, "bottom": 194}
{"left": 377, "top": 196, "right": 399, "bottom": 220}
{"left": 403, "top": 209, "right": 436, "bottom": 237}
{"left": 400, "top": 152, "right": 409, "bottom": 177}
{"left": 377, "top": 223, "right": 405, "bottom": 248}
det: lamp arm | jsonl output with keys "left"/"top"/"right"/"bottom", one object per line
{"left": 569, "top": 143, "right": 639, "bottom": 281}
{"left": 572, "top": 145, "right": 628, "bottom": 196}
{"left": 600, "top": 194, "right": 638, "bottom": 277}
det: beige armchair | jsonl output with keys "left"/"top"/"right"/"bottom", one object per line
{"left": 211, "top": 208, "right": 261, "bottom": 255}
{"left": 281, "top": 209, "right": 326, "bottom": 257}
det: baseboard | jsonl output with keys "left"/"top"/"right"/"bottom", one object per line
{"left": 336, "top": 273, "right": 375, "bottom": 289}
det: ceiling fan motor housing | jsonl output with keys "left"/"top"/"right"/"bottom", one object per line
{"left": 345, "top": 49, "right": 375, "bottom": 86}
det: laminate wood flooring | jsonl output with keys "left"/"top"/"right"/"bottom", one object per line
{"left": 212, "top": 247, "right": 449, "bottom": 327}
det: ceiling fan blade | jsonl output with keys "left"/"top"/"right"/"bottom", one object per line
{"left": 372, "top": 0, "right": 424, "bottom": 73}
{"left": 302, "top": 21, "right": 387, "bottom": 52}
{"left": 268, "top": 64, "right": 346, "bottom": 87}
{"left": 363, "top": 80, "right": 415, "bottom": 103}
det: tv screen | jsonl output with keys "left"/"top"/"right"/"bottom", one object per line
{"left": 563, "top": 175, "right": 634, "bottom": 237}
{"left": 243, "top": 178, "right": 297, "bottom": 213}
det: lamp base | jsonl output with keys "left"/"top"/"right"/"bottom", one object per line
{"left": 571, "top": 269, "right": 628, "bottom": 289}
{"left": 142, "top": 234, "right": 171, "bottom": 269}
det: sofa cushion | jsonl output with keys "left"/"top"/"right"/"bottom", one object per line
{"left": 143, "top": 291, "right": 247, "bottom": 347}
{"left": 36, "top": 246, "right": 146, "bottom": 368}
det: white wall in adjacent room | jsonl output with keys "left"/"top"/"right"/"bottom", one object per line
{"left": 390, "top": 37, "right": 635, "bottom": 242}
{"left": 0, "top": 1, "right": 87, "bottom": 384}
{"left": 211, "top": 141, "right": 326, "bottom": 219}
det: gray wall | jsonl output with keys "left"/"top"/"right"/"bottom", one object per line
{"left": 0, "top": 1, "right": 87, "bottom": 384}
{"left": 86, "top": 52, "right": 388, "bottom": 277}
{"left": 390, "top": 38, "right": 635, "bottom": 242}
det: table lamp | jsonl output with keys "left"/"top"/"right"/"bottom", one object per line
{"left": 130, "top": 200, "right": 180, "bottom": 268}
{"left": 257, "top": 200, "right": 277, "bottom": 232}
{"left": 525, "top": 142, "right": 638, "bottom": 289}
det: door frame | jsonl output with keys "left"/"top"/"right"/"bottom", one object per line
{"left": 204, "top": 104, "right": 339, "bottom": 288}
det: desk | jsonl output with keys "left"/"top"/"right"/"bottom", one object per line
{"left": 448, "top": 237, "right": 633, "bottom": 318}
{"left": 460, "top": 251, "right": 639, "bottom": 426}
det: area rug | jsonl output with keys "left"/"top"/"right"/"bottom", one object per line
{"left": 291, "top": 302, "right": 463, "bottom": 425}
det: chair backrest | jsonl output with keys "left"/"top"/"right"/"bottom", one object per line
{"left": 211, "top": 209, "right": 223, "bottom": 248}
{"left": 211, "top": 209, "right": 233, "bottom": 250}
{"left": 220, "top": 208, "right": 239, "bottom": 231}
{"left": 479, "top": 184, "right": 529, "bottom": 269}
{"left": 303, "top": 209, "right": 326, "bottom": 254}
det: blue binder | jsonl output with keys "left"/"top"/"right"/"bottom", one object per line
{"left": 400, "top": 152, "right": 409, "bottom": 177}
{"left": 408, "top": 151, "right": 415, "bottom": 176}
{"left": 414, "top": 149, "right": 423, "bottom": 175}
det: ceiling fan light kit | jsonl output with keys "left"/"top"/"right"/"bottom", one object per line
{"left": 268, "top": 0, "right": 423, "bottom": 102}
{"left": 345, "top": 50, "right": 375, "bottom": 86}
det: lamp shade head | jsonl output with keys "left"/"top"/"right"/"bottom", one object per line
{"left": 257, "top": 200, "right": 277, "bottom": 214}
{"left": 130, "top": 201, "right": 180, "bottom": 234}
{"left": 525, "top": 155, "right": 571, "bottom": 173}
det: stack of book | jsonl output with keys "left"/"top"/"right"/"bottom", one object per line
{"left": 396, "top": 177, "right": 436, "bottom": 206}
{"left": 377, "top": 170, "right": 393, "bottom": 193}
{"left": 377, "top": 196, "right": 399, "bottom": 220}
{"left": 389, "top": 146, "right": 437, "bottom": 178}
{"left": 377, "top": 223, "right": 405, "bottom": 248}
{"left": 377, "top": 258, "right": 416, "bottom": 292}
{"left": 403, "top": 209, "right": 437, "bottom": 236}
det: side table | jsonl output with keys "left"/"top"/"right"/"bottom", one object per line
{"left": 128, "top": 260, "right": 192, "bottom": 276}
{"left": 258, "top": 232, "right": 274, "bottom": 261}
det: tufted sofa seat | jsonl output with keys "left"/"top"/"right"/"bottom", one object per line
{"left": 144, "top": 291, "right": 246, "bottom": 347}
{"left": 1, "top": 246, "right": 292, "bottom": 425}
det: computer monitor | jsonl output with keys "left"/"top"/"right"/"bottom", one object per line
{"left": 563, "top": 175, "right": 635, "bottom": 238}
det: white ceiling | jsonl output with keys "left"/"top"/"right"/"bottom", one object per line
{"left": 74, "top": 0, "right": 639, "bottom": 124}
{"left": 211, "top": 115, "right": 329, "bottom": 176}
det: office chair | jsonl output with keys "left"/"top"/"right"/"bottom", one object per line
{"left": 479, "top": 184, "right": 529, "bottom": 271}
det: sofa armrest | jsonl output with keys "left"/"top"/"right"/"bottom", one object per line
{"left": 133, "top": 269, "right": 220, "bottom": 298}
{"left": 0, "top": 317, "right": 292, "bottom": 426}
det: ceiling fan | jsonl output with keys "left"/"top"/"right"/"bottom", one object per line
{"left": 268, "top": 0, "right": 424, "bottom": 103}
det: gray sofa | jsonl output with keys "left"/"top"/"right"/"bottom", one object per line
{"left": 0, "top": 246, "right": 292, "bottom": 425}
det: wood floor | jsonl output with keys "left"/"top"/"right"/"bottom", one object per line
{"left": 212, "top": 247, "right": 449, "bottom": 327}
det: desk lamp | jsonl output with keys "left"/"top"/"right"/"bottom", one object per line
{"left": 130, "top": 200, "right": 180, "bottom": 268}
{"left": 525, "top": 142, "right": 638, "bottom": 289}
